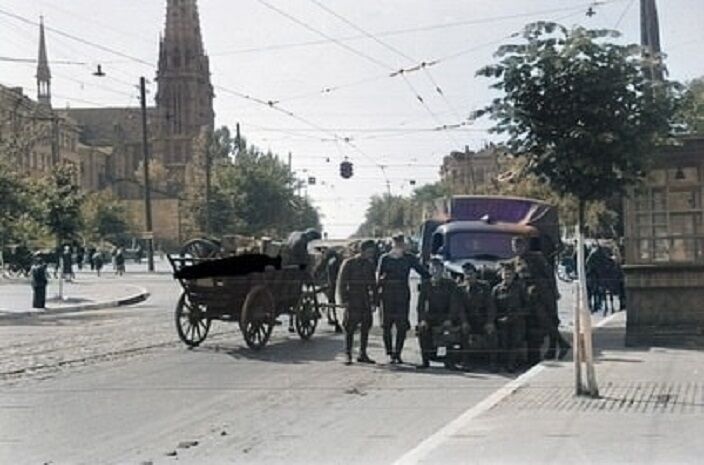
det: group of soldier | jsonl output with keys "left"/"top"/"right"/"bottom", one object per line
{"left": 334, "top": 234, "right": 571, "bottom": 371}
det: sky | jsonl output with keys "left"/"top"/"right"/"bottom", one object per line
{"left": 0, "top": 0, "right": 702, "bottom": 238}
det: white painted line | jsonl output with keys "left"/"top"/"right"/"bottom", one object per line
{"left": 392, "top": 310, "right": 626, "bottom": 465}
{"left": 595, "top": 310, "right": 623, "bottom": 328}
{"left": 391, "top": 363, "right": 546, "bottom": 465}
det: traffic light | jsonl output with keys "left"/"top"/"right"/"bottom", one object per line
{"left": 340, "top": 160, "right": 353, "bottom": 179}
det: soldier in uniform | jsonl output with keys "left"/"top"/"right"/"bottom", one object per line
{"left": 457, "top": 262, "right": 498, "bottom": 370}
{"left": 284, "top": 228, "right": 322, "bottom": 270}
{"left": 336, "top": 240, "right": 379, "bottom": 365}
{"left": 511, "top": 236, "right": 570, "bottom": 361}
{"left": 416, "top": 258, "right": 462, "bottom": 369}
{"left": 377, "top": 234, "right": 430, "bottom": 364}
{"left": 492, "top": 263, "right": 529, "bottom": 372}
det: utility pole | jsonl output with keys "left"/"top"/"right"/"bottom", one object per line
{"left": 139, "top": 77, "right": 155, "bottom": 272}
{"left": 204, "top": 131, "right": 211, "bottom": 236}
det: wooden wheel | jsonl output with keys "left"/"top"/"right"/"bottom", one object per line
{"left": 295, "top": 284, "right": 319, "bottom": 341}
{"left": 239, "top": 286, "right": 275, "bottom": 350}
{"left": 181, "top": 238, "right": 222, "bottom": 259}
{"left": 175, "top": 293, "right": 211, "bottom": 347}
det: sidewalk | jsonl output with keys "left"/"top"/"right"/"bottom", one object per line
{"left": 0, "top": 277, "right": 149, "bottom": 318}
{"left": 397, "top": 311, "right": 704, "bottom": 465}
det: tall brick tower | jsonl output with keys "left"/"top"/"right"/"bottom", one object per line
{"left": 154, "top": 0, "right": 214, "bottom": 187}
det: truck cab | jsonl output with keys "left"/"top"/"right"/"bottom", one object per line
{"left": 420, "top": 196, "right": 560, "bottom": 283}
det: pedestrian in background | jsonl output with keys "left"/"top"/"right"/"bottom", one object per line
{"left": 62, "top": 245, "right": 74, "bottom": 282}
{"left": 336, "top": 239, "right": 379, "bottom": 365}
{"left": 115, "top": 247, "right": 126, "bottom": 276}
{"left": 93, "top": 250, "right": 104, "bottom": 277}
{"left": 30, "top": 254, "right": 48, "bottom": 309}
{"left": 76, "top": 245, "right": 85, "bottom": 271}
{"left": 377, "top": 234, "right": 430, "bottom": 364}
{"left": 87, "top": 245, "right": 96, "bottom": 271}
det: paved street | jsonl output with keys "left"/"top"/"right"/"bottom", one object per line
{"left": 0, "top": 271, "right": 597, "bottom": 464}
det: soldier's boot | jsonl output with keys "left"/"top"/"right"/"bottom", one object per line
{"left": 288, "top": 316, "right": 295, "bottom": 333}
{"left": 358, "top": 329, "right": 375, "bottom": 364}
{"left": 344, "top": 332, "right": 354, "bottom": 365}
{"left": 383, "top": 326, "right": 394, "bottom": 362}
{"left": 394, "top": 328, "right": 406, "bottom": 364}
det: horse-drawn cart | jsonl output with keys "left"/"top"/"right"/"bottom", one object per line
{"left": 168, "top": 250, "right": 320, "bottom": 350}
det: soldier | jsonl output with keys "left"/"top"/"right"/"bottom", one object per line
{"left": 511, "top": 236, "right": 570, "bottom": 361}
{"left": 336, "top": 240, "right": 379, "bottom": 365}
{"left": 416, "top": 258, "right": 462, "bottom": 369}
{"left": 284, "top": 228, "right": 322, "bottom": 331}
{"left": 492, "top": 263, "right": 529, "bottom": 372}
{"left": 377, "top": 234, "right": 430, "bottom": 364}
{"left": 284, "top": 228, "right": 322, "bottom": 270}
{"left": 457, "top": 262, "right": 498, "bottom": 370}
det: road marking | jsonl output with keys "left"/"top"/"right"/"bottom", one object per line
{"left": 392, "top": 310, "right": 625, "bottom": 465}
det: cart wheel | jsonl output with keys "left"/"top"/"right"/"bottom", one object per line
{"left": 181, "top": 238, "right": 222, "bottom": 259}
{"left": 295, "top": 286, "right": 319, "bottom": 341}
{"left": 240, "top": 286, "right": 275, "bottom": 350}
{"left": 175, "top": 293, "right": 211, "bottom": 347}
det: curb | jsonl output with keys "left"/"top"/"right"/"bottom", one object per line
{"left": 0, "top": 286, "right": 151, "bottom": 320}
{"left": 391, "top": 311, "right": 624, "bottom": 465}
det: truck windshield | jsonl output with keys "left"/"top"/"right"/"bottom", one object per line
{"left": 447, "top": 232, "right": 516, "bottom": 260}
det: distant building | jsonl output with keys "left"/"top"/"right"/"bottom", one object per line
{"left": 439, "top": 145, "right": 501, "bottom": 194}
{"left": 0, "top": 1, "right": 215, "bottom": 247}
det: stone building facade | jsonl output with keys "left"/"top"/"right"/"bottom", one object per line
{"left": 623, "top": 137, "right": 704, "bottom": 347}
{"left": 0, "top": 1, "right": 214, "bottom": 246}
{"left": 440, "top": 145, "right": 501, "bottom": 194}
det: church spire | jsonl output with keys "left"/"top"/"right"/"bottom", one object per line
{"left": 640, "top": 0, "right": 664, "bottom": 81}
{"left": 155, "top": 0, "right": 214, "bottom": 167}
{"left": 37, "top": 16, "right": 52, "bottom": 106}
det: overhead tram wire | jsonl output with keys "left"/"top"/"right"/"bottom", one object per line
{"left": 211, "top": 1, "right": 614, "bottom": 57}
{"left": 0, "top": 7, "right": 153, "bottom": 67}
{"left": 614, "top": 0, "right": 637, "bottom": 29}
{"left": 256, "top": 0, "right": 459, "bottom": 158}
{"left": 0, "top": 5, "right": 365, "bottom": 168}
{"left": 308, "top": 0, "right": 463, "bottom": 121}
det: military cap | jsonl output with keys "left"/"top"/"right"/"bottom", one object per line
{"left": 360, "top": 239, "right": 377, "bottom": 251}
{"left": 462, "top": 262, "right": 477, "bottom": 273}
{"left": 392, "top": 233, "right": 405, "bottom": 244}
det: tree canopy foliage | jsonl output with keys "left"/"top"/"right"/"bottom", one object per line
{"left": 476, "top": 22, "right": 682, "bottom": 204}
{"left": 680, "top": 76, "right": 704, "bottom": 134}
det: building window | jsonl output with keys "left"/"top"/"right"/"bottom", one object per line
{"left": 629, "top": 167, "right": 704, "bottom": 264}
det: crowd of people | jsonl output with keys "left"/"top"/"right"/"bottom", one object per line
{"left": 27, "top": 243, "right": 139, "bottom": 309}
{"left": 333, "top": 234, "right": 571, "bottom": 371}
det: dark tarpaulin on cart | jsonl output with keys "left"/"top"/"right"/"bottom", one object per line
{"left": 174, "top": 254, "right": 283, "bottom": 280}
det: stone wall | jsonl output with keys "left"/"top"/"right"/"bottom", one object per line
{"left": 624, "top": 264, "right": 704, "bottom": 347}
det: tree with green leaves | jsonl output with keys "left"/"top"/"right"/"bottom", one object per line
{"left": 680, "top": 76, "right": 704, "bottom": 134}
{"left": 42, "top": 162, "right": 84, "bottom": 246}
{"left": 477, "top": 22, "right": 681, "bottom": 397}
{"left": 81, "top": 191, "right": 133, "bottom": 245}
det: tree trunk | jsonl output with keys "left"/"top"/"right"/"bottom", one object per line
{"left": 577, "top": 199, "right": 599, "bottom": 397}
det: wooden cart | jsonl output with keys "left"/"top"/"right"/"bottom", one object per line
{"left": 168, "top": 252, "right": 320, "bottom": 350}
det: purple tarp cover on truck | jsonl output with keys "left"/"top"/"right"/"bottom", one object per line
{"left": 438, "top": 195, "right": 561, "bottom": 257}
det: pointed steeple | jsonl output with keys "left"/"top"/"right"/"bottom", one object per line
{"left": 640, "top": 0, "right": 665, "bottom": 81}
{"left": 155, "top": 0, "right": 214, "bottom": 167}
{"left": 37, "top": 16, "right": 52, "bottom": 106}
